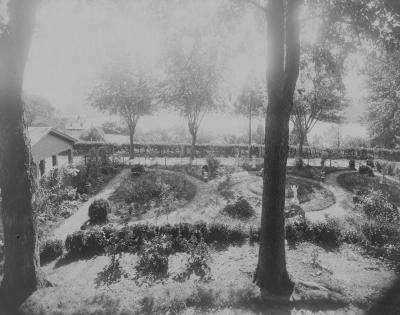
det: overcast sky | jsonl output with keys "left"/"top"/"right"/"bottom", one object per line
{"left": 22, "top": 0, "right": 368, "bottom": 137}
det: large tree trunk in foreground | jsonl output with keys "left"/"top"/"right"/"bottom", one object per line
{"left": 254, "top": 0, "right": 302, "bottom": 298}
{"left": 0, "top": 0, "right": 47, "bottom": 310}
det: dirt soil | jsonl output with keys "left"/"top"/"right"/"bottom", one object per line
{"left": 20, "top": 243, "right": 396, "bottom": 314}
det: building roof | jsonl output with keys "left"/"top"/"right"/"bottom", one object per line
{"left": 28, "top": 127, "right": 78, "bottom": 146}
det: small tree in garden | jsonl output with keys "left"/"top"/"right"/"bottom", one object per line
{"left": 88, "top": 60, "right": 157, "bottom": 159}
{"left": 234, "top": 76, "right": 266, "bottom": 158}
{"left": 162, "top": 34, "right": 223, "bottom": 163}
{"left": 88, "top": 199, "right": 110, "bottom": 223}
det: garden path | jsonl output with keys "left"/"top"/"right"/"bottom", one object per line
{"left": 306, "top": 170, "right": 355, "bottom": 222}
{"left": 52, "top": 168, "right": 131, "bottom": 241}
{"left": 133, "top": 170, "right": 227, "bottom": 225}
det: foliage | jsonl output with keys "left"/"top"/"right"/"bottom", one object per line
{"left": 358, "top": 165, "right": 374, "bottom": 176}
{"left": 365, "top": 52, "right": 400, "bottom": 148}
{"left": 88, "top": 199, "right": 110, "bottom": 223}
{"left": 337, "top": 172, "right": 400, "bottom": 207}
{"left": 205, "top": 155, "right": 220, "bottom": 179}
{"left": 285, "top": 219, "right": 341, "bottom": 248}
{"left": 358, "top": 190, "right": 399, "bottom": 222}
{"left": 162, "top": 34, "right": 223, "bottom": 158}
{"left": 34, "top": 166, "right": 80, "bottom": 238}
{"left": 366, "top": 159, "right": 375, "bottom": 168}
{"left": 284, "top": 204, "right": 305, "bottom": 221}
{"left": 23, "top": 93, "right": 65, "bottom": 128}
{"left": 40, "top": 239, "right": 63, "bottom": 263}
{"left": 110, "top": 171, "right": 195, "bottom": 206}
{"left": 64, "top": 223, "right": 247, "bottom": 259}
{"left": 175, "top": 237, "right": 212, "bottom": 282}
{"left": 79, "top": 127, "right": 105, "bottom": 142}
{"left": 348, "top": 159, "right": 355, "bottom": 170}
{"left": 290, "top": 42, "right": 348, "bottom": 156}
{"left": 65, "top": 227, "right": 108, "bottom": 257}
{"left": 136, "top": 234, "right": 171, "bottom": 280}
{"left": 131, "top": 164, "right": 145, "bottom": 175}
{"left": 222, "top": 197, "right": 255, "bottom": 219}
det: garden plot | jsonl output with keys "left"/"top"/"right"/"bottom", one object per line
{"left": 107, "top": 169, "right": 197, "bottom": 224}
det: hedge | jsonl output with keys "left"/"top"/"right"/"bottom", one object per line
{"left": 74, "top": 142, "right": 400, "bottom": 161}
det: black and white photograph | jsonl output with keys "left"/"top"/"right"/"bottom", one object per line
{"left": 0, "top": 0, "right": 400, "bottom": 314}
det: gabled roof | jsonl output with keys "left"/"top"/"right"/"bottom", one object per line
{"left": 28, "top": 127, "right": 78, "bottom": 146}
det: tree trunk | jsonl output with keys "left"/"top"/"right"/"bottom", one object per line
{"left": 129, "top": 130, "right": 134, "bottom": 159}
{"left": 0, "top": 0, "right": 48, "bottom": 309}
{"left": 189, "top": 131, "right": 197, "bottom": 165}
{"left": 254, "top": 0, "right": 302, "bottom": 299}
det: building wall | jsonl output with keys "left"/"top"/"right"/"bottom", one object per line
{"left": 31, "top": 134, "right": 73, "bottom": 163}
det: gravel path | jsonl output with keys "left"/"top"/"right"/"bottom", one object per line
{"left": 52, "top": 168, "right": 131, "bottom": 241}
{"left": 305, "top": 170, "right": 355, "bottom": 222}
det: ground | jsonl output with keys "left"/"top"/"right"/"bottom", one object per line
{"left": 13, "top": 161, "right": 400, "bottom": 314}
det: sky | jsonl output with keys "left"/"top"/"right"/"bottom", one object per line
{"left": 21, "top": 0, "right": 368, "bottom": 138}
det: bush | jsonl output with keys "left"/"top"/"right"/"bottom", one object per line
{"left": 359, "top": 165, "right": 374, "bottom": 176}
{"left": 65, "top": 227, "right": 108, "bottom": 256}
{"left": 348, "top": 159, "right": 355, "bottom": 170}
{"left": 295, "top": 157, "right": 304, "bottom": 169}
{"left": 131, "top": 164, "right": 145, "bottom": 176}
{"left": 206, "top": 155, "right": 220, "bottom": 179}
{"left": 361, "top": 221, "right": 400, "bottom": 247}
{"left": 284, "top": 204, "right": 305, "bottom": 220}
{"left": 309, "top": 219, "right": 341, "bottom": 248}
{"left": 176, "top": 237, "right": 211, "bottom": 282}
{"left": 358, "top": 190, "right": 399, "bottom": 222}
{"left": 222, "top": 197, "right": 255, "bottom": 219}
{"left": 40, "top": 239, "right": 63, "bottom": 263}
{"left": 366, "top": 159, "right": 375, "bottom": 168}
{"left": 88, "top": 199, "right": 110, "bottom": 223}
{"left": 136, "top": 234, "right": 171, "bottom": 280}
{"left": 285, "top": 219, "right": 341, "bottom": 248}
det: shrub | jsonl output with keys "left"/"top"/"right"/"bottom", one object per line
{"left": 359, "top": 165, "right": 374, "bottom": 176}
{"left": 309, "top": 219, "right": 342, "bottom": 248}
{"left": 361, "top": 221, "right": 400, "bottom": 246}
{"left": 358, "top": 190, "right": 399, "bottom": 222}
{"left": 65, "top": 227, "right": 107, "bottom": 256}
{"left": 136, "top": 234, "right": 171, "bottom": 280}
{"left": 222, "top": 197, "right": 255, "bottom": 219}
{"left": 88, "top": 199, "right": 110, "bottom": 223}
{"left": 284, "top": 204, "right": 305, "bottom": 220}
{"left": 285, "top": 219, "right": 341, "bottom": 248}
{"left": 348, "top": 159, "right": 355, "bottom": 170}
{"left": 295, "top": 157, "right": 304, "bottom": 169}
{"left": 131, "top": 164, "right": 145, "bottom": 176}
{"left": 206, "top": 155, "right": 220, "bottom": 179}
{"left": 285, "top": 220, "right": 310, "bottom": 245}
{"left": 40, "top": 239, "right": 63, "bottom": 263}
{"left": 176, "top": 237, "right": 211, "bottom": 282}
{"left": 366, "top": 159, "right": 375, "bottom": 168}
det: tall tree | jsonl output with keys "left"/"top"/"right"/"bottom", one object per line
{"left": 291, "top": 45, "right": 347, "bottom": 159}
{"left": 0, "top": 0, "right": 49, "bottom": 310}
{"left": 88, "top": 61, "right": 156, "bottom": 159}
{"left": 163, "top": 35, "right": 222, "bottom": 162}
{"left": 23, "top": 94, "right": 65, "bottom": 128}
{"left": 253, "top": 0, "right": 303, "bottom": 298}
{"left": 234, "top": 76, "right": 266, "bottom": 157}
{"left": 365, "top": 51, "right": 400, "bottom": 148}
